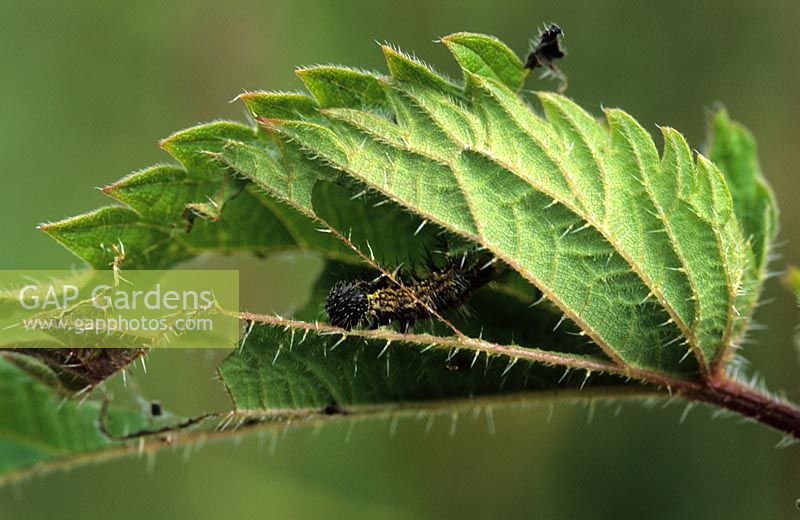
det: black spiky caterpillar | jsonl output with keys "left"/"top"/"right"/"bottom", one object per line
{"left": 325, "top": 255, "right": 503, "bottom": 332}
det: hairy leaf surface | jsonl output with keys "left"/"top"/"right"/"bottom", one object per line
{"left": 2, "top": 32, "right": 783, "bottom": 483}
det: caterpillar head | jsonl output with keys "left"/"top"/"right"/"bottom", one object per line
{"left": 325, "top": 280, "right": 371, "bottom": 330}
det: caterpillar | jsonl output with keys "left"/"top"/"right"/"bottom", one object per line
{"left": 325, "top": 255, "right": 502, "bottom": 332}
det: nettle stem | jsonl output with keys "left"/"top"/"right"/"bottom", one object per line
{"left": 688, "top": 377, "right": 800, "bottom": 439}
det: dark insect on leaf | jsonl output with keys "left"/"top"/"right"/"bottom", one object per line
{"left": 525, "top": 23, "right": 568, "bottom": 92}
{"left": 525, "top": 23, "right": 565, "bottom": 69}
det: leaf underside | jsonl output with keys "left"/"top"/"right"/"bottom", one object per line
{"left": 2, "top": 32, "right": 777, "bottom": 482}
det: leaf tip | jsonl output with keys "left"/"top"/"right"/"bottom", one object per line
{"left": 438, "top": 32, "right": 470, "bottom": 47}
{"left": 294, "top": 67, "right": 311, "bottom": 79}
{"left": 657, "top": 125, "right": 681, "bottom": 142}
{"left": 380, "top": 43, "right": 399, "bottom": 59}
{"left": 233, "top": 90, "right": 258, "bottom": 103}
{"left": 158, "top": 134, "right": 175, "bottom": 152}
{"left": 535, "top": 90, "right": 563, "bottom": 104}
{"left": 707, "top": 101, "right": 730, "bottom": 122}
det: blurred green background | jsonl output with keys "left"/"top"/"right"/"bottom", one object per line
{"left": 1, "top": 1, "right": 799, "bottom": 518}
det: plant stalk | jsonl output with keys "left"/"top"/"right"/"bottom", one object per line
{"left": 687, "top": 376, "right": 800, "bottom": 439}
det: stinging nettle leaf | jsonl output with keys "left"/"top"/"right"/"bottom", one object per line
{"left": 43, "top": 32, "right": 777, "bottom": 383}
{"left": 246, "top": 38, "right": 780, "bottom": 385}
{"left": 18, "top": 31, "right": 796, "bottom": 483}
{"left": 41, "top": 32, "right": 778, "bottom": 388}
{"left": 0, "top": 353, "right": 157, "bottom": 482}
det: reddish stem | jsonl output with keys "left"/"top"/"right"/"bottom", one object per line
{"left": 686, "top": 377, "right": 800, "bottom": 439}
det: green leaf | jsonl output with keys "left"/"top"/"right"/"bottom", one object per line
{"left": 707, "top": 106, "right": 778, "bottom": 292}
{"left": 41, "top": 122, "right": 349, "bottom": 268}
{"left": 41, "top": 206, "right": 182, "bottom": 269}
{"left": 704, "top": 107, "right": 780, "bottom": 364}
{"left": 45, "top": 32, "right": 778, "bottom": 387}
{"left": 220, "top": 321, "right": 636, "bottom": 412}
{"left": 19, "top": 31, "right": 793, "bottom": 482}
{"left": 0, "top": 352, "right": 152, "bottom": 482}
{"left": 442, "top": 32, "right": 526, "bottom": 91}
{"left": 275, "top": 68, "right": 753, "bottom": 375}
